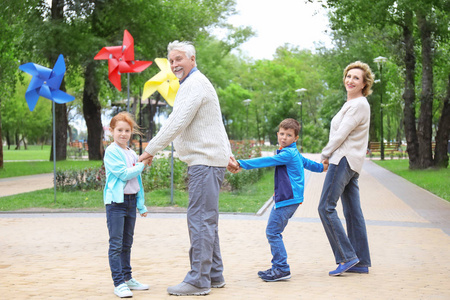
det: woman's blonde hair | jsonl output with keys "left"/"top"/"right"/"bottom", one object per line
{"left": 343, "top": 61, "right": 375, "bottom": 97}
{"left": 109, "top": 112, "right": 143, "bottom": 136}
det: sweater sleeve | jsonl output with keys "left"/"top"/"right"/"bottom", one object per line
{"left": 321, "top": 103, "right": 364, "bottom": 160}
{"left": 104, "top": 148, "right": 145, "bottom": 181}
{"left": 238, "top": 150, "right": 294, "bottom": 170}
{"left": 144, "top": 78, "right": 203, "bottom": 156}
{"left": 301, "top": 156, "right": 324, "bottom": 173}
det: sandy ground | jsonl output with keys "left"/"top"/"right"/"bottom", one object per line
{"left": 0, "top": 157, "right": 449, "bottom": 299}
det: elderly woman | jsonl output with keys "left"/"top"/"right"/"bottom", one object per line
{"left": 319, "top": 61, "right": 374, "bottom": 276}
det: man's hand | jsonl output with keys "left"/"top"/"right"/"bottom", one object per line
{"left": 227, "top": 156, "right": 241, "bottom": 174}
{"left": 139, "top": 152, "right": 153, "bottom": 165}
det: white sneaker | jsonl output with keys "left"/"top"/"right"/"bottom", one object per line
{"left": 114, "top": 283, "right": 133, "bottom": 298}
{"left": 126, "top": 278, "right": 149, "bottom": 290}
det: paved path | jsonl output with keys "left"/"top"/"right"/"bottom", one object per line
{"left": 0, "top": 156, "right": 449, "bottom": 299}
{"left": 0, "top": 173, "right": 53, "bottom": 197}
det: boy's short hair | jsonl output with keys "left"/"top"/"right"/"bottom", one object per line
{"left": 279, "top": 118, "right": 300, "bottom": 136}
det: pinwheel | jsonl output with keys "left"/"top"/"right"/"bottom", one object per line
{"left": 18, "top": 54, "right": 75, "bottom": 111}
{"left": 94, "top": 29, "right": 152, "bottom": 91}
{"left": 18, "top": 54, "right": 76, "bottom": 204}
{"left": 142, "top": 58, "right": 179, "bottom": 106}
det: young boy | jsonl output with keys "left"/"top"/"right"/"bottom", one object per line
{"left": 231, "top": 118, "right": 328, "bottom": 282}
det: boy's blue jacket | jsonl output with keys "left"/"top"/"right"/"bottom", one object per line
{"left": 238, "top": 142, "right": 323, "bottom": 209}
{"left": 103, "top": 144, "right": 147, "bottom": 214}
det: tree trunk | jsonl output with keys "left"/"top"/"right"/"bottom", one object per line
{"left": 434, "top": 73, "right": 450, "bottom": 168}
{"left": 6, "top": 131, "right": 11, "bottom": 150}
{"left": 416, "top": 11, "right": 434, "bottom": 169}
{"left": 402, "top": 10, "right": 419, "bottom": 168}
{"left": 49, "top": 0, "right": 68, "bottom": 161}
{"left": 82, "top": 61, "right": 104, "bottom": 160}
{"left": 15, "top": 131, "right": 20, "bottom": 150}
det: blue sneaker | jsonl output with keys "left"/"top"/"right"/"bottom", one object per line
{"left": 329, "top": 258, "right": 360, "bottom": 276}
{"left": 346, "top": 266, "right": 369, "bottom": 274}
{"left": 257, "top": 268, "right": 272, "bottom": 278}
{"left": 260, "top": 268, "right": 291, "bottom": 282}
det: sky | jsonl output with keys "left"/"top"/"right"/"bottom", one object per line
{"left": 73, "top": 0, "right": 333, "bottom": 132}
{"left": 221, "top": 0, "right": 333, "bottom": 60}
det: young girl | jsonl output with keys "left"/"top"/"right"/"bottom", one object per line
{"left": 103, "top": 112, "right": 150, "bottom": 298}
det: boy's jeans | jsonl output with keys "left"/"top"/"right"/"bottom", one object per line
{"left": 106, "top": 195, "right": 137, "bottom": 287}
{"left": 266, "top": 203, "right": 299, "bottom": 272}
{"left": 318, "top": 156, "right": 371, "bottom": 267}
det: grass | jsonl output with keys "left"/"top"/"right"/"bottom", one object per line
{"left": 0, "top": 170, "right": 275, "bottom": 213}
{"left": 374, "top": 159, "right": 450, "bottom": 201}
{"left": 3, "top": 145, "right": 52, "bottom": 161}
{"left": 0, "top": 160, "right": 103, "bottom": 178}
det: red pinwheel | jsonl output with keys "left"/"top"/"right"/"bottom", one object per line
{"left": 94, "top": 30, "right": 152, "bottom": 91}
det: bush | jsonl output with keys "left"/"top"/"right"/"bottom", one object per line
{"left": 225, "top": 140, "right": 267, "bottom": 191}
{"left": 56, "top": 165, "right": 106, "bottom": 191}
{"left": 141, "top": 156, "right": 188, "bottom": 191}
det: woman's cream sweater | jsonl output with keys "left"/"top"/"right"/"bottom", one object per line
{"left": 321, "top": 96, "right": 370, "bottom": 174}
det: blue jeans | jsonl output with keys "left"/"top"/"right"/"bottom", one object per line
{"left": 266, "top": 203, "right": 299, "bottom": 272}
{"left": 106, "top": 194, "right": 137, "bottom": 286}
{"left": 318, "top": 157, "right": 371, "bottom": 267}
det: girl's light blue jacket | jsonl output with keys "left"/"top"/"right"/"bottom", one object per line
{"left": 103, "top": 144, "right": 147, "bottom": 214}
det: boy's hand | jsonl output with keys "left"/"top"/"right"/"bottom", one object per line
{"left": 322, "top": 159, "right": 329, "bottom": 172}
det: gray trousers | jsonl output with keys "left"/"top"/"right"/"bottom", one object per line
{"left": 183, "top": 165, "right": 226, "bottom": 288}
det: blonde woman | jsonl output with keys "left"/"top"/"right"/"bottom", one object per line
{"left": 318, "top": 61, "right": 374, "bottom": 276}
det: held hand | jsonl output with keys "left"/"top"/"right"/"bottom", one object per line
{"left": 138, "top": 152, "right": 152, "bottom": 163}
{"left": 322, "top": 159, "right": 329, "bottom": 172}
{"left": 140, "top": 212, "right": 148, "bottom": 217}
{"left": 142, "top": 157, "right": 153, "bottom": 167}
{"left": 227, "top": 156, "right": 240, "bottom": 173}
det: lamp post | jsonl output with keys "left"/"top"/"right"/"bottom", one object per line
{"left": 295, "top": 88, "right": 307, "bottom": 152}
{"left": 243, "top": 99, "right": 252, "bottom": 139}
{"left": 374, "top": 56, "right": 387, "bottom": 160}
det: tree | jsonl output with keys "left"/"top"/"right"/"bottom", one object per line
{"left": 0, "top": 0, "right": 29, "bottom": 167}
{"left": 318, "top": 0, "right": 450, "bottom": 168}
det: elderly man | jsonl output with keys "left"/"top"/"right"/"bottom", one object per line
{"left": 139, "top": 41, "right": 232, "bottom": 296}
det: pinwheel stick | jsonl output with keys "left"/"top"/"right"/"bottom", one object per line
{"left": 52, "top": 102, "right": 57, "bottom": 203}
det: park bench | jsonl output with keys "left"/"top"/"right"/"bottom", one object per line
{"left": 368, "top": 141, "right": 402, "bottom": 158}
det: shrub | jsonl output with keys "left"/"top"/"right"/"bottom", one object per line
{"left": 56, "top": 165, "right": 106, "bottom": 191}
{"left": 141, "top": 156, "right": 188, "bottom": 191}
{"left": 225, "top": 140, "right": 267, "bottom": 191}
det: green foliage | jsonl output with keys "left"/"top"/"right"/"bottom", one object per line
{"left": 56, "top": 165, "right": 106, "bottom": 192}
{"left": 141, "top": 156, "right": 188, "bottom": 191}
{"left": 225, "top": 140, "right": 265, "bottom": 190}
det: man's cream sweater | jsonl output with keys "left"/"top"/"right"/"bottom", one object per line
{"left": 145, "top": 70, "right": 231, "bottom": 167}
{"left": 321, "top": 96, "right": 370, "bottom": 174}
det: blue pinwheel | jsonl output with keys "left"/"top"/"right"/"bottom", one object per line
{"left": 19, "top": 54, "right": 75, "bottom": 111}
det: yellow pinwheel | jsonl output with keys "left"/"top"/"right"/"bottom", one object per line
{"left": 142, "top": 58, "right": 179, "bottom": 106}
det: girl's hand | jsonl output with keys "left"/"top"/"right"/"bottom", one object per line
{"left": 140, "top": 212, "right": 148, "bottom": 217}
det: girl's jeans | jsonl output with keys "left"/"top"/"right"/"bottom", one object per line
{"left": 266, "top": 203, "right": 300, "bottom": 272}
{"left": 106, "top": 194, "right": 137, "bottom": 286}
{"left": 318, "top": 156, "right": 371, "bottom": 267}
